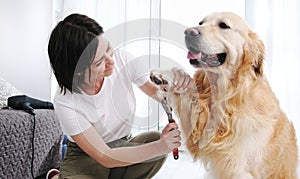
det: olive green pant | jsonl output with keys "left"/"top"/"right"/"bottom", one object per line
{"left": 58, "top": 131, "right": 166, "bottom": 179}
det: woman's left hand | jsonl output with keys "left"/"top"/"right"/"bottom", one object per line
{"left": 171, "top": 67, "right": 193, "bottom": 91}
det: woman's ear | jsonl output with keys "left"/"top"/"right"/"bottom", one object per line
{"left": 244, "top": 31, "right": 265, "bottom": 76}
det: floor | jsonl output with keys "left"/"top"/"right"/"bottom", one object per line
{"left": 153, "top": 147, "right": 205, "bottom": 179}
{"left": 153, "top": 147, "right": 300, "bottom": 179}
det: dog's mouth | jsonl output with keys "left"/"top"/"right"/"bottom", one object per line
{"left": 187, "top": 51, "right": 226, "bottom": 68}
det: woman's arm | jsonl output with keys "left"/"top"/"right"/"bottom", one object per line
{"left": 138, "top": 81, "right": 160, "bottom": 101}
{"left": 71, "top": 123, "right": 180, "bottom": 168}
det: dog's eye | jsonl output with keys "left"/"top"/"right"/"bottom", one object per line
{"left": 219, "top": 22, "right": 230, "bottom": 29}
{"left": 199, "top": 21, "right": 203, "bottom": 25}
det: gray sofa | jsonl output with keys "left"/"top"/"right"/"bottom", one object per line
{"left": 0, "top": 109, "right": 63, "bottom": 179}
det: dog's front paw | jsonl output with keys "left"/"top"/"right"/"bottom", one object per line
{"left": 150, "top": 70, "right": 175, "bottom": 92}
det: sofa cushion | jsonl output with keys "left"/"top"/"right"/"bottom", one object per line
{"left": 0, "top": 77, "right": 21, "bottom": 108}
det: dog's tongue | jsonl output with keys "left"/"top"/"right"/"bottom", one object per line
{"left": 187, "top": 51, "right": 201, "bottom": 59}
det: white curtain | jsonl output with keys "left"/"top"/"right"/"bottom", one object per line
{"left": 245, "top": 0, "right": 300, "bottom": 145}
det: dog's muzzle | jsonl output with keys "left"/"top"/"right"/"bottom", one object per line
{"left": 185, "top": 28, "right": 226, "bottom": 68}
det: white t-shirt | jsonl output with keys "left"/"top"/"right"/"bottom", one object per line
{"left": 53, "top": 49, "right": 149, "bottom": 143}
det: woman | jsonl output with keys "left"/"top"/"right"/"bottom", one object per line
{"left": 47, "top": 13, "right": 192, "bottom": 179}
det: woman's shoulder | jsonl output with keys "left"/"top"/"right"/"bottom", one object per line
{"left": 113, "top": 49, "right": 135, "bottom": 63}
{"left": 53, "top": 89, "right": 89, "bottom": 107}
{"left": 53, "top": 89, "right": 72, "bottom": 106}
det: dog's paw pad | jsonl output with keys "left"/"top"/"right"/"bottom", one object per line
{"left": 150, "top": 70, "right": 174, "bottom": 84}
{"left": 150, "top": 74, "right": 169, "bottom": 85}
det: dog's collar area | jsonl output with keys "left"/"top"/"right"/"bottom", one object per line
{"left": 188, "top": 52, "right": 226, "bottom": 67}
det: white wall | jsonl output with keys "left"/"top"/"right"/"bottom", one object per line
{"left": 0, "top": 0, "right": 53, "bottom": 101}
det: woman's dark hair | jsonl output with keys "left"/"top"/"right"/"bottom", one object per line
{"left": 48, "top": 13, "right": 104, "bottom": 94}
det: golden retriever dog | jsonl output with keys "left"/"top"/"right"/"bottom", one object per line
{"left": 150, "top": 12, "right": 298, "bottom": 178}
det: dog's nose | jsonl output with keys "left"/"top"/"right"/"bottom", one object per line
{"left": 184, "top": 28, "right": 201, "bottom": 36}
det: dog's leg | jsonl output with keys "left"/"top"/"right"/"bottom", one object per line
{"left": 150, "top": 69, "right": 204, "bottom": 159}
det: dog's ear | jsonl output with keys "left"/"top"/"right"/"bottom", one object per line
{"left": 244, "top": 31, "right": 265, "bottom": 76}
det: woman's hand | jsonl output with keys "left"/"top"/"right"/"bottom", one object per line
{"left": 171, "top": 67, "right": 193, "bottom": 91}
{"left": 158, "top": 122, "right": 181, "bottom": 152}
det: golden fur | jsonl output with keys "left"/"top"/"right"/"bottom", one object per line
{"left": 150, "top": 12, "right": 298, "bottom": 178}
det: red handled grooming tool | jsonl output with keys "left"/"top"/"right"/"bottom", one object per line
{"left": 161, "top": 99, "right": 179, "bottom": 160}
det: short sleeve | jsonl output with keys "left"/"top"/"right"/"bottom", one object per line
{"left": 53, "top": 92, "right": 91, "bottom": 136}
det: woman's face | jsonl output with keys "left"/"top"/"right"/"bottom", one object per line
{"left": 82, "top": 35, "right": 114, "bottom": 89}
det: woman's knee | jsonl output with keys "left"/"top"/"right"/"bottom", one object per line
{"left": 130, "top": 131, "right": 161, "bottom": 144}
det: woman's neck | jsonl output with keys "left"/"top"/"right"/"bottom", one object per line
{"left": 81, "top": 77, "right": 105, "bottom": 95}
